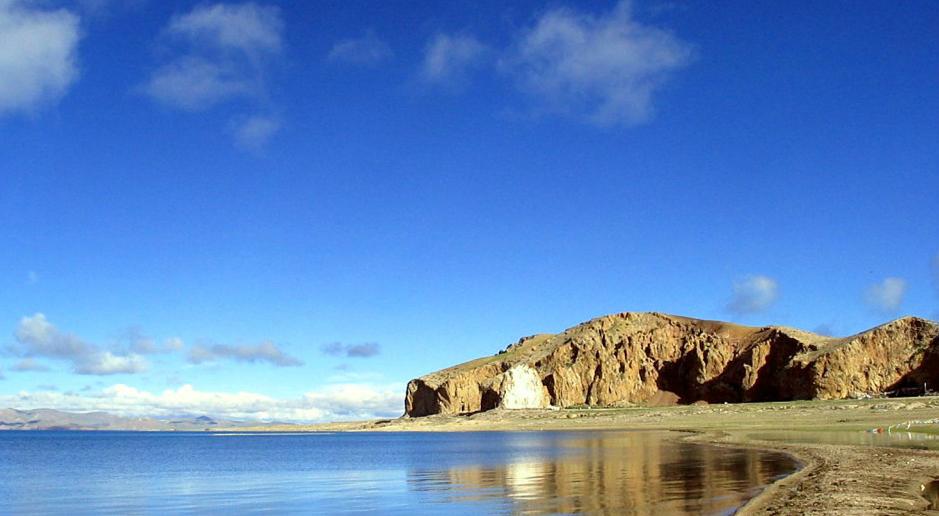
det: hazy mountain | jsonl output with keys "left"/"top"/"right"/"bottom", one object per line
{"left": 0, "top": 408, "right": 257, "bottom": 431}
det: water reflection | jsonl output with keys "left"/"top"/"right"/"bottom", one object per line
{"left": 0, "top": 431, "right": 798, "bottom": 515}
{"left": 408, "top": 431, "right": 798, "bottom": 515}
{"left": 750, "top": 429, "right": 939, "bottom": 450}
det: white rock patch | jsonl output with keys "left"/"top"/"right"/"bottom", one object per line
{"left": 499, "top": 364, "right": 549, "bottom": 409}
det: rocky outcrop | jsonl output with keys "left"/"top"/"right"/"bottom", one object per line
{"left": 404, "top": 313, "right": 939, "bottom": 417}
{"left": 483, "top": 364, "right": 551, "bottom": 410}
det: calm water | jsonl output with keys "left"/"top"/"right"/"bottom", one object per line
{"left": 750, "top": 429, "right": 939, "bottom": 451}
{"left": 0, "top": 431, "right": 798, "bottom": 515}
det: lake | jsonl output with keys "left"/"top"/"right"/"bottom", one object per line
{"left": 0, "top": 430, "right": 798, "bottom": 514}
{"left": 750, "top": 429, "right": 939, "bottom": 451}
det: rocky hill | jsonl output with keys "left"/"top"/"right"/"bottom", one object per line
{"left": 405, "top": 313, "right": 939, "bottom": 417}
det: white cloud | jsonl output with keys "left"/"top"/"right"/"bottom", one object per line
{"left": 320, "top": 342, "right": 381, "bottom": 358}
{"left": 0, "top": 382, "right": 404, "bottom": 422}
{"left": 727, "top": 275, "right": 779, "bottom": 315}
{"left": 15, "top": 313, "right": 91, "bottom": 358}
{"left": 865, "top": 277, "right": 907, "bottom": 313}
{"left": 74, "top": 351, "right": 147, "bottom": 375}
{"left": 504, "top": 0, "right": 692, "bottom": 125}
{"left": 328, "top": 31, "right": 392, "bottom": 65}
{"left": 304, "top": 383, "right": 402, "bottom": 419}
{"left": 0, "top": 0, "right": 80, "bottom": 115}
{"left": 11, "top": 313, "right": 148, "bottom": 376}
{"left": 165, "top": 2, "right": 282, "bottom": 56}
{"left": 232, "top": 114, "right": 280, "bottom": 150}
{"left": 188, "top": 341, "right": 303, "bottom": 367}
{"left": 164, "top": 337, "right": 184, "bottom": 351}
{"left": 11, "top": 358, "right": 50, "bottom": 372}
{"left": 143, "top": 56, "right": 252, "bottom": 111}
{"left": 141, "top": 2, "right": 282, "bottom": 146}
{"left": 119, "top": 327, "right": 183, "bottom": 355}
{"left": 421, "top": 33, "right": 487, "bottom": 85}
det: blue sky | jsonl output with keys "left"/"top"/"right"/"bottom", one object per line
{"left": 1, "top": 0, "right": 937, "bottom": 421}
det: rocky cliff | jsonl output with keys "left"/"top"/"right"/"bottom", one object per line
{"left": 405, "top": 313, "right": 939, "bottom": 417}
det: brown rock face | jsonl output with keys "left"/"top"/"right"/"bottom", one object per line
{"left": 404, "top": 313, "right": 939, "bottom": 417}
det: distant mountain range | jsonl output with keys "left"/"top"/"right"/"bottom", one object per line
{"left": 0, "top": 408, "right": 259, "bottom": 431}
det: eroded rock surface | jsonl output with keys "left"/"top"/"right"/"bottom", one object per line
{"left": 404, "top": 313, "right": 939, "bottom": 417}
{"left": 488, "top": 364, "right": 551, "bottom": 410}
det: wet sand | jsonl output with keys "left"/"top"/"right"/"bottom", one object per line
{"left": 235, "top": 396, "right": 939, "bottom": 514}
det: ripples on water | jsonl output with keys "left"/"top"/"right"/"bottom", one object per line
{"left": 0, "top": 430, "right": 797, "bottom": 515}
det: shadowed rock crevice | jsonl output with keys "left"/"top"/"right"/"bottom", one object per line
{"left": 885, "top": 330, "right": 939, "bottom": 396}
{"left": 404, "top": 313, "right": 939, "bottom": 417}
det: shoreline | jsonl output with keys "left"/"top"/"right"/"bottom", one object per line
{"left": 236, "top": 396, "right": 939, "bottom": 514}
{"left": 684, "top": 431, "right": 938, "bottom": 514}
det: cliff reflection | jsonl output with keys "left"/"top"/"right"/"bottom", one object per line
{"left": 407, "top": 431, "right": 797, "bottom": 514}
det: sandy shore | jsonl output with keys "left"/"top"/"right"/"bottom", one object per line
{"left": 236, "top": 396, "right": 939, "bottom": 514}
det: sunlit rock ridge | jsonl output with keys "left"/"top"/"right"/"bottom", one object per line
{"left": 405, "top": 312, "right": 939, "bottom": 417}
